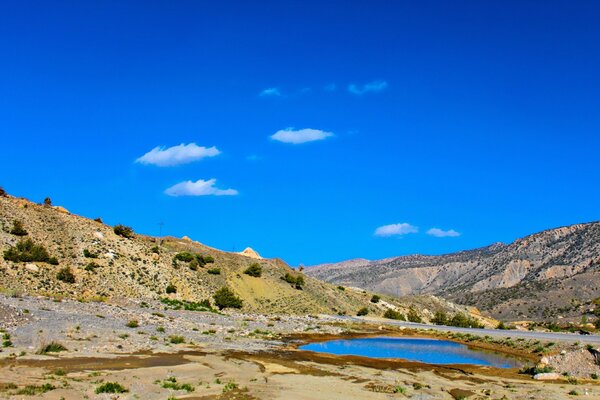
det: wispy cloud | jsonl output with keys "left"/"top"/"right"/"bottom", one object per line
{"left": 374, "top": 223, "right": 418, "bottom": 237}
{"left": 259, "top": 87, "right": 281, "bottom": 97}
{"left": 427, "top": 228, "right": 461, "bottom": 238}
{"left": 348, "top": 80, "right": 388, "bottom": 95}
{"left": 270, "top": 128, "right": 334, "bottom": 144}
{"left": 136, "top": 143, "right": 220, "bottom": 167}
{"left": 164, "top": 179, "right": 238, "bottom": 197}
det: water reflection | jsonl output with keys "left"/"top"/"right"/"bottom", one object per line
{"left": 299, "top": 337, "right": 522, "bottom": 368}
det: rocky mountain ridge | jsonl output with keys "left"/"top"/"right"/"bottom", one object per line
{"left": 307, "top": 222, "right": 600, "bottom": 321}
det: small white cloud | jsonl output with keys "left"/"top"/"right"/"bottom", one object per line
{"left": 259, "top": 87, "right": 281, "bottom": 97}
{"left": 165, "top": 179, "right": 238, "bottom": 197}
{"left": 270, "top": 128, "right": 334, "bottom": 144}
{"left": 427, "top": 228, "right": 461, "bottom": 238}
{"left": 374, "top": 223, "right": 418, "bottom": 237}
{"left": 136, "top": 143, "right": 220, "bottom": 167}
{"left": 348, "top": 80, "right": 388, "bottom": 95}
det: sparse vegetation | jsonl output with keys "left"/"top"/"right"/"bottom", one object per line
{"left": 83, "top": 249, "right": 98, "bottom": 258}
{"left": 169, "top": 335, "right": 185, "bottom": 344}
{"left": 38, "top": 341, "right": 67, "bottom": 354}
{"left": 407, "top": 307, "right": 422, "bottom": 323}
{"left": 95, "top": 382, "right": 128, "bottom": 394}
{"left": 166, "top": 283, "right": 177, "bottom": 294}
{"left": 357, "top": 307, "right": 369, "bottom": 316}
{"left": 3, "top": 238, "right": 53, "bottom": 263}
{"left": 158, "top": 377, "right": 194, "bottom": 392}
{"left": 56, "top": 267, "right": 75, "bottom": 283}
{"left": 9, "top": 220, "right": 28, "bottom": 236}
{"left": 126, "top": 320, "right": 139, "bottom": 328}
{"left": 84, "top": 262, "right": 101, "bottom": 272}
{"left": 431, "top": 310, "right": 448, "bottom": 325}
{"left": 207, "top": 267, "right": 221, "bottom": 275}
{"left": 244, "top": 263, "right": 262, "bottom": 277}
{"left": 282, "top": 272, "right": 305, "bottom": 289}
{"left": 370, "top": 295, "right": 380, "bottom": 303}
{"left": 113, "top": 224, "right": 134, "bottom": 239}
{"left": 160, "top": 298, "right": 213, "bottom": 312}
{"left": 16, "top": 383, "right": 55, "bottom": 395}
{"left": 213, "top": 287, "right": 243, "bottom": 309}
{"left": 383, "top": 309, "right": 406, "bottom": 320}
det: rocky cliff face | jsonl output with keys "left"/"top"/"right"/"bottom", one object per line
{"left": 307, "top": 223, "right": 600, "bottom": 321}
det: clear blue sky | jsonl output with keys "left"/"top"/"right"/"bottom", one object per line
{"left": 1, "top": 1, "right": 599, "bottom": 266}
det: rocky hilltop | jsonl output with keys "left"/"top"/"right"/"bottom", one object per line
{"left": 0, "top": 192, "right": 473, "bottom": 320}
{"left": 307, "top": 223, "right": 600, "bottom": 321}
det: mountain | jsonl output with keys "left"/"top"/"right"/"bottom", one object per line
{"left": 306, "top": 223, "right": 600, "bottom": 321}
{"left": 0, "top": 192, "right": 475, "bottom": 320}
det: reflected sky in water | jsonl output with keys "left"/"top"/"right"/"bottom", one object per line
{"left": 300, "top": 337, "right": 522, "bottom": 368}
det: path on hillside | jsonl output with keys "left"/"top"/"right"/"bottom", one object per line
{"left": 332, "top": 316, "right": 600, "bottom": 345}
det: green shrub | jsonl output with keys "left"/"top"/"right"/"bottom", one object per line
{"left": 169, "top": 335, "right": 185, "bottom": 344}
{"left": 85, "top": 262, "right": 101, "bottom": 272}
{"left": 407, "top": 307, "right": 422, "bottom": 323}
{"left": 48, "top": 257, "right": 59, "bottom": 265}
{"left": 449, "top": 312, "right": 484, "bottom": 328}
{"left": 16, "top": 383, "right": 55, "bottom": 395}
{"left": 95, "top": 382, "right": 128, "bottom": 394}
{"left": 159, "top": 377, "right": 194, "bottom": 392}
{"left": 151, "top": 246, "right": 160, "bottom": 254}
{"left": 213, "top": 287, "right": 243, "bottom": 309}
{"left": 166, "top": 284, "right": 177, "bottom": 294}
{"left": 160, "top": 298, "right": 213, "bottom": 312}
{"left": 174, "top": 252, "right": 194, "bottom": 262}
{"left": 337, "top": 285, "right": 345, "bottom": 291}
{"left": 94, "top": 217, "right": 103, "bottom": 223}
{"left": 370, "top": 295, "right": 380, "bottom": 303}
{"left": 38, "top": 341, "right": 67, "bottom": 354}
{"left": 126, "top": 320, "right": 139, "bottom": 328}
{"left": 383, "top": 309, "right": 406, "bottom": 320}
{"left": 113, "top": 224, "right": 134, "bottom": 239}
{"left": 207, "top": 268, "right": 221, "bottom": 275}
{"left": 431, "top": 310, "right": 448, "bottom": 325}
{"left": 3, "top": 238, "right": 52, "bottom": 263}
{"left": 244, "top": 263, "right": 262, "bottom": 277}
{"left": 10, "top": 220, "right": 28, "bottom": 236}
{"left": 282, "top": 272, "right": 305, "bottom": 289}
{"left": 0, "top": 186, "right": 6, "bottom": 196}
{"left": 357, "top": 307, "right": 369, "bottom": 316}
{"left": 83, "top": 249, "right": 98, "bottom": 258}
{"left": 56, "top": 267, "right": 75, "bottom": 283}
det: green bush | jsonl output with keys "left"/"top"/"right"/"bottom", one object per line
{"left": 383, "top": 309, "right": 406, "bottom": 320}
{"left": 357, "top": 307, "right": 369, "bottom": 316}
{"left": 56, "top": 267, "right": 75, "bottom": 283}
{"left": 83, "top": 249, "right": 98, "bottom": 258}
{"left": 95, "top": 382, "right": 128, "bottom": 394}
{"left": 407, "top": 307, "right": 422, "bottom": 323}
{"left": 10, "top": 220, "right": 28, "bottom": 236}
{"left": 213, "top": 287, "right": 243, "bottom": 310}
{"left": 370, "top": 295, "right": 380, "bottom": 303}
{"left": 166, "top": 284, "right": 177, "bottom": 294}
{"left": 126, "top": 320, "right": 139, "bottom": 328}
{"left": 174, "top": 252, "right": 194, "bottom": 262}
{"left": 160, "top": 298, "right": 213, "bottom": 312}
{"left": 431, "top": 310, "right": 448, "bottom": 325}
{"left": 43, "top": 197, "right": 52, "bottom": 206}
{"left": 207, "top": 268, "right": 221, "bottom": 275}
{"left": 113, "top": 224, "right": 134, "bottom": 239}
{"left": 38, "top": 341, "right": 67, "bottom": 354}
{"left": 85, "top": 262, "right": 101, "bottom": 272}
{"left": 3, "top": 238, "right": 52, "bottom": 263}
{"left": 169, "top": 335, "right": 185, "bottom": 344}
{"left": 16, "top": 384, "right": 55, "bottom": 395}
{"left": 337, "top": 285, "right": 345, "bottom": 291}
{"left": 0, "top": 186, "right": 6, "bottom": 196}
{"left": 282, "top": 272, "right": 305, "bottom": 289}
{"left": 448, "top": 312, "right": 484, "bottom": 328}
{"left": 244, "top": 263, "right": 262, "bottom": 277}
{"left": 48, "top": 257, "right": 59, "bottom": 265}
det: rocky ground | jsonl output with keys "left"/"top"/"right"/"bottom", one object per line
{"left": 1, "top": 295, "right": 600, "bottom": 399}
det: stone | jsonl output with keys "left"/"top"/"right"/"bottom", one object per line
{"left": 533, "top": 372, "right": 562, "bottom": 380}
{"left": 25, "top": 263, "right": 39, "bottom": 272}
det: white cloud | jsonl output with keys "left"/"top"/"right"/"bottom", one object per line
{"left": 270, "top": 128, "right": 334, "bottom": 144}
{"left": 136, "top": 143, "right": 220, "bottom": 167}
{"left": 374, "top": 223, "right": 418, "bottom": 237}
{"left": 427, "top": 228, "right": 461, "bottom": 238}
{"left": 348, "top": 80, "right": 388, "bottom": 95}
{"left": 164, "top": 179, "right": 238, "bottom": 197}
{"left": 259, "top": 87, "right": 281, "bottom": 97}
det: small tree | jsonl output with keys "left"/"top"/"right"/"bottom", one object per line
{"left": 370, "top": 295, "right": 381, "bottom": 303}
{"left": 431, "top": 310, "right": 448, "bottom": 325}
{"left": 357, "top": 307, "right": 369, "bottom": 316}
{"left": 244, "top": 263, "right": 262, "bottom": 277}
{"left": 3, "top": 238, "right": 51, "bottom": 262}
{"left": 0, "top": 187, "right": 6, "bottom": 197}
{"left": 407, "top": 307, "right": 422, "bottom": 323}
{"left": 383, "top": 309, "right": 406, "bottom": 320}
{"left": 166, "top": 283, "right": 177, "bottom": 294}
{"left": 56, "top": 267, "right": 75, "bottom": 283}
{"left": 213, "top": 287, "right": 243, "bottom": 310}
{"left": 10, "top": 220, "right": 28, "bottom": 236}
{"left": 44, "top": 197, "right": 52, "bottom": 206}
{"left": 114, "top": 225, "right": 134, "bottom": 239}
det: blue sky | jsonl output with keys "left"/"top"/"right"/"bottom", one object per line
{"left": 1, "top": 1, "right": 599, "bottom": 266}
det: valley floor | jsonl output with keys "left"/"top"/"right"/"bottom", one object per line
{"left": 1, "top": 295, "right": 599, "bottom": 400}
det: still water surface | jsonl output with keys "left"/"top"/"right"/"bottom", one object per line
{"left": 300, "top": 337, "right": 522, "bottom": 368}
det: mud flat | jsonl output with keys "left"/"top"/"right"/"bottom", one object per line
{"left": 0, "top": 295, "right": 599, "bottom": 399}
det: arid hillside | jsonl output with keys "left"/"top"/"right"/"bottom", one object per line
{"left": 307, "top": 222, "right": 600, "bottom": 321}
{"left": 0, "top": 193, "right": 477, "bottom": 321}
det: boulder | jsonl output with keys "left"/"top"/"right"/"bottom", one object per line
{"left": 533, "top": 372, "right": 562, "bottom": 380}
{"left": 25, "top": 263, "right": 39, "bottom": 272}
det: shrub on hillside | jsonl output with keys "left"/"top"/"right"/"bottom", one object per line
{"left": 166, "top": 284, "right": 177, "bottom": 294}
{"left": 244, "top": 263, "right": 262, "bottom": 277}
{"left": 207, "top": 268, "right": 221, "bottom": 275}
{"left": 337, "top": 286, "right": 345, "bottom": 291}
{"left": 282, "top": 272, "right": 305, "bottom": 289}
{"left": 449, "top": 312, "right": 484, "bottom": 329}
{"left": 431, "top": 310, "right": 448, "bottom": 325}
{"left": 213, "top": 287, "right": 243, "bottom": 310}
{"left": 95, "top": 382, "right": 127, "bottom": 394}
{"left": 56, "top": 267, "right": 75, "bottom": 283}
{"left": 370, "top": 295, "right": 381, "bottom": 303}
{"left": 113, "top": 224, "right": 134, "bottom": 239}
{"left": 173, "top": 252, "right": 214, "bottom": 269}
{"left": 0, "top": 187, "right": 6, "bottom": 196}
{"left": 83, "top": 249, "right": 98, "bottom": 258}
{"left": 383, "top": 309, "right": 406, "bottom": 321}
{"left": 43, "top": 197, "right": 52, "bottom": 206}
{"left": 357, "top": 307, "right": 369, "bottom": 316}
{"left": 3, "top": 239, "right": 52, "bottom": 263}
{"left": 94, "top": 217, "right": 103, "bottom": 224}
{"left": 174, "top": 252, "right": 194, "bottom": 262}
{"left": 9, "top": 220, "right": 28, "bottom": 236}
{"left": 407, "top": 307, "right": 422, "bottom": 323}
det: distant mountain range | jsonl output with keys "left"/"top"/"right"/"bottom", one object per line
{"left": 306, "top": 222, "right": 600, "bottom": 321}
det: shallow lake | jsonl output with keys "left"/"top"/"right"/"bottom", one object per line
{"left": 299, "top": 337, "right": 522, "bottom": 368}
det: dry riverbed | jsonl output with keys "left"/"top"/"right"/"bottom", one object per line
{"left": 0, "top": 295, "right": 599, "bottom": 399}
